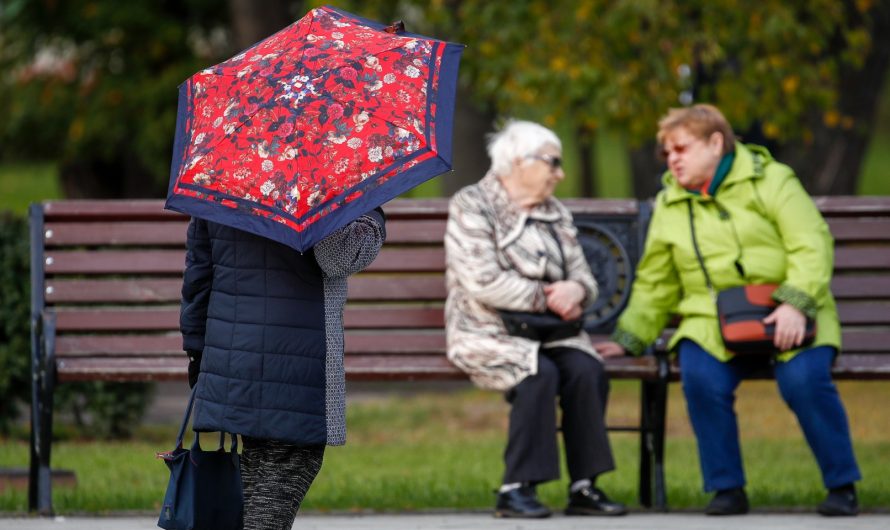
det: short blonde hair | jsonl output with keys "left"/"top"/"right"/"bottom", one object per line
{"left": 656, "top": 104, "right": 736, "bottom": 158}
{"left": 487, "top": 120, "right": 561, "bottom": 176}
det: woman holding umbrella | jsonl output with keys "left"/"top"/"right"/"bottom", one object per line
{"left": 181, "top": 207, "right": 385, "bottom": 529}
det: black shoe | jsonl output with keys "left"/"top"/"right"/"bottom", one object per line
{"left": 495, "top": 486, "right": 552, "bottom": 518}
{"left": 705, "top": 487, "right": 749, "bottom": 515}
{"left": 565, "top": 486, "right": 628, "bottom": 516}
{"left": 818, "top": 484, "right": 859, "bottom": 516}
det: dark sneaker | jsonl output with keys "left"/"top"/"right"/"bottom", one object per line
{"left": 818, "top": 484, "right": 859, "bottom": 516}
{"left": 494, "top": 486, "right": 552, "bottom": 518}
{"left": 565, "top": 486, "right": 628, "bottom": 516}
{"left": 705, "top": 487, "right": 749, "bottom": 516}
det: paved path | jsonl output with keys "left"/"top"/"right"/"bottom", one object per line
{"left": 2, "top": 513, "right": 889, "bottom": 530}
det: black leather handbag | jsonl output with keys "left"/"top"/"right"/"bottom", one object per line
{"left": 157, "top": 388, "right": 244, "bottom": 530}
{"left": 497, "top": 222, "right": 583, "bottom": 343}
{"left": 498, "top": 309, "right": 583, "bottom": 342}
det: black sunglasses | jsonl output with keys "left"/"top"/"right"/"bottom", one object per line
{"left": 526, "top": 154, "right": 562, "bottom": 171}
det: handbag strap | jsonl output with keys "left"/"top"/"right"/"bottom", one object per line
{"left": 175, "top": 386, "right": 239, "bottom": 453}
{"left": 175, "top": 387, "right": 197, "bottom": 449}
{"left": 687, "top": 201, "right": 716, "bottom": 301}
{"left": 543, "top": 221, "right": 569, "bottom": 281}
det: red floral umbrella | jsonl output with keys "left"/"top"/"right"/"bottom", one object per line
{"left": 165, "top": 5, "right": 462, "bottom": 251}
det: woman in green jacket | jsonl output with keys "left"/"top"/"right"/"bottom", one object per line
{"left": 595, "top": 104, "right": 860, "bottom": 516}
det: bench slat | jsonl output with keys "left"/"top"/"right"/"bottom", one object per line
{"left": 44, "top": 274, "right": 890, "bottom": 305}
{"left": 44, "top": 222, "right": 189, "bottom": 246}
{"left": 831, "top": 275, "right": 890, "bottom": 298}
{"left": 46, "top": 279, "right": 184, "bottom": 303}
{"left": 53, "top": 307, "right": 446, "bottom": 331}
{"left": 54, "top": 353, "right": 664, "bottom": 382}
{"left": 827, "top": 218, "right": 890, "bottom": 241}
{"left": 45, "top": 248, "right": 445, "bottom": 274}
{"left": 52, "top": 299, "right": 890, "bottom": 333}
{"left": 834, "top": 246, "right": 890, "bottom": 269}
{"left": 814, "top": 196, "right": 890, "bottom": 215}
{"left": 55, "top": 332, "right": 448, "bottom": 356}
{"left": 42, "top": 200, "right": 184, "bottom": 221}
{"left": 58, "top": 351, "right": 890, "bottom": 383}
{"left": 832, "top": 354, "right": 890, "bottom": 378}
{"left": 53, "top": 245, "right": 885, "bottom": 275}
{"left": 46, "top": 250, "right": 186, "bottom": 274}
{"left": 45, "top": 276, "right": 448, "bottom": 304}
{"left": 39, "top": 199, "right": 453, "bottom": 221}
{"left": 382, "top": 220, "right": 446, "bottom": 244}
{"left": 43, "top": 220, "right": 447, "bottom": 247}
{"left": 53, "top": 329, "right": 890, "bottom": 359}
{"left": 349, "top": 276, "right": 447, "bottom": 300}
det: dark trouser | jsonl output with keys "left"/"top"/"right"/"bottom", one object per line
{"left": 241, "top": 437, "right": 325, "bottom": 530}
{"left": 503, "top": 347, "right": 615, "bottom": 485}
{"left": 678, "top": 339, "right": 861, "bottom": 493}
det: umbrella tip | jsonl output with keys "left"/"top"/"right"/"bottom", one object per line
{"left": 385, "top": 20, "right": 405, "bottom": 34}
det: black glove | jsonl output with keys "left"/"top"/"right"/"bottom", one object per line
{"left": 187, "top": 350, "right": 202, "bottom": 388}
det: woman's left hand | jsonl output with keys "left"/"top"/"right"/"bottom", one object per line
{"left": 763, "top": 303, "right": 807, "bottom": 351}
{"left": 544, "top": 280, "right": 585, "bottom": 320}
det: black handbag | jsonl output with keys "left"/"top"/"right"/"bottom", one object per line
{"left": 688, "top": 203, "right": 815, "bottom": 355}
{"left": 157, "top": 388, "right": 244, "bottom": 530}
{"left": 499, "top": 309, "right": 583, "bottom": 342}
{"left": 497, "top": 222, "right": 583, "bottom": 342}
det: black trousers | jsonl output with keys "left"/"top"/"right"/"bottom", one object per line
{"left": 503, "top": 347, "right": 615, "bottom": 485}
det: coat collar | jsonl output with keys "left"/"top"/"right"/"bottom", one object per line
{"left": 661, "top": 142, "right": 773, "bottom": 205}
{"left": 478, "top": 172, "right": 563, "bottom": 248}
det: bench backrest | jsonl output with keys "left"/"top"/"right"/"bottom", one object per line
{"left": 30, "top": 196, "right": 890, "bottom": 383}
{"left": 815, "top": 197, "right": 890, "bottom": 377}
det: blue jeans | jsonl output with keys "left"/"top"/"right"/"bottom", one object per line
{"left": 678, "top": 340, "right": 861, "bottom": 492}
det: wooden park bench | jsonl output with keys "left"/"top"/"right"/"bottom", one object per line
{"left": 27, "top": 196, "right": 890, "bottom": 515}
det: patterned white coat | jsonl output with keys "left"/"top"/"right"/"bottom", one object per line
{"left": 445, "top": 173, "right": 600, "bottom": 391}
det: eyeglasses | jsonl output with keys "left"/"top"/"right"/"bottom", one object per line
{"left": 659, "top": 138, "right": 702, "bottom": 159}
{"left": 525, "top": 154, "right": 562, "bottom": 171}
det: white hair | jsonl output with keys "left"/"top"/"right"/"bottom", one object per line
{"left": 486, "top": 119, "right": 562, "bottom": 176}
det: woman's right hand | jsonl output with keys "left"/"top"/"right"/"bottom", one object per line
{"left": 593, "top": 341, "right": 627, "bottom": 358}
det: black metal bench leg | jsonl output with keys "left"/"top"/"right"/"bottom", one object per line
{"left": 28, "top": 319, "right": 41, "bottom": 512}
{"left": 30, "top": 313, "right": 56, "bottom": 515}
{"left": 638, "top": 380, "right": 654, "bottom": 508}
{"left": 652, "top": 355, "right": 670, "bottom": 512}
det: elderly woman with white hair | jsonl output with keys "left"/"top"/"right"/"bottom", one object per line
{"left": 444, "top": 120, "right": 626, "bottom": 519}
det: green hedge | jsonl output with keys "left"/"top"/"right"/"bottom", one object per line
{"left": 0, "top": 212, "right": 31, "bottom": 433}
{"left": 0, "top": 210, "right": 153, "bottom": 438}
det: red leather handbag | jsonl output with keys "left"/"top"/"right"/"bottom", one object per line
{"left": 716, "top": 284, "right": 816, "bottom": 355}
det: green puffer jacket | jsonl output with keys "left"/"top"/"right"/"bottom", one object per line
{"left": 612, "top": 142, "right": 840, "bottom": 363}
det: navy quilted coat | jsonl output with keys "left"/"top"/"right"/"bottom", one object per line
{"left": 179, "top": 210, "right": 385, "bottom": 446}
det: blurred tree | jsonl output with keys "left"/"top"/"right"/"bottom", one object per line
{"left": 0, "top": 0, "right": 231, "bottom": 197}
{"left": 2, "top": 1, "right": 885, "bottom": 198}
{"left": 331, "top": 0, "right": 887, "bottom": 197}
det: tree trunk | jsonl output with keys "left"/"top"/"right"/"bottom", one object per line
{"left": 228, "top": 0, "right": 297, "bottom": 49}
{"left": 773, "top": 1, "right": 890, "bottom": 195}
{"left": 59, "top": 155, "right": 159, "bottom": 199}
{"left": 439, "top": 90, "right": 497, "bottom": 196}
{"left": 629, "top": 141, "right": 665, "bottom": 199}
{"left": 576, "top": 128, "right": 597, "bottom": 198}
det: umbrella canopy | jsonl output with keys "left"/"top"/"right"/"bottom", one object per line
{"left": 166, "top": 5, "right": 462, "bottom": 251}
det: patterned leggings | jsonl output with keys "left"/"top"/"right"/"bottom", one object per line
{"left": 241, "top": 437, "right": 325, "bottom": 530}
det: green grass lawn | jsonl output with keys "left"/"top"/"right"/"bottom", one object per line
{"left": 0, "top": 162, "right": 61, "bottom": 215}
{"left": 2, "top": 380, "right": 889, "bottom": 514}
